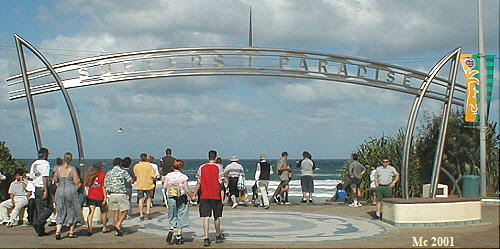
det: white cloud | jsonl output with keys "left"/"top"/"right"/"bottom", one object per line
{"left": 1, "top": 0, "right": 498, "bottom": 158}
{"left": 279, "top": 80, "right": 405, "bottom": 107}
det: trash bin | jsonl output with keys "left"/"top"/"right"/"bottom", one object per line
{"left": 462, "top": 175, "right": 480, "bottom": 197}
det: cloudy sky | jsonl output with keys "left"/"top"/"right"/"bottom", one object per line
{"left": 0, "top": 0, "right": 499, "bottom": 160}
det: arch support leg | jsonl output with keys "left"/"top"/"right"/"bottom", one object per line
{"left": 401, "top": 48, "right": 461, "bottom": 199}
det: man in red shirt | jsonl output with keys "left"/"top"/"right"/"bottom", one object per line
{"left": 194, "top": 150, "right": 225, "bottom": 247}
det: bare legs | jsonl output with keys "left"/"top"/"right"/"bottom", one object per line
{"left": 87, "top": 206, "right": 96, "bottom": 232}
{"left": 111, "top": 210, "right": 127, "bottom": 236}
{"left": 202, "top": 217, "right": 222, "bottom": 239}
{"left": 279, "top": 185, "right": 289, "bottom": 200}
{"left": 138, "top": 196, "right": 152, "bottom": 219}
{"left": 376, "top": 202, "right": 383, "bottom": 217}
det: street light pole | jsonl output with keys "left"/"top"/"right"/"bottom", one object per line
{"left": 477, "top": 0, "right": 488, "bottom": 197}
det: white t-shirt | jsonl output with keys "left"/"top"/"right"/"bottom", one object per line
{"left": 164, "top": 171, "right": 189, "bottom": 196}
{"left": 300, "top": 158, "right": 314, "bottom": 176}
{"left": 26, "top": 181, "right": 36, "bottom": 199}
{"left": 370, "top": 170, "right": 376, "bottom": 188}
{"left": 150, "top": 163, "right": 160, "bottom": 178}
{"left": 30, "top": 159, "right": 50, "bottom": 188}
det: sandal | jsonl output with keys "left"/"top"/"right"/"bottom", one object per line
{"left": 102, "top": 226, "right": 111, "bottom": 233}
{"left": 55, "top": 232, "right": 62, "bottom": 240}
{"left": 68, "top": 232, "right": 77, "bottom": 238}
{"left": 146, "top": 213, "right": 153, "bottom": 220}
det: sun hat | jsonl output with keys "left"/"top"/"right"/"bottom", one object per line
{"left": 260, "top": 154, "right": 267, "bottom": 161}
{"left": 230, "top": 156, "right": 239, "bottom": 162}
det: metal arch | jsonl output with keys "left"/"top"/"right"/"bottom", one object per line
{"left": 7, "top": 71, "right": 465, "bottom": 105}
{"left": 14, "top": 35, "right": 42, "bottom": 152}
{"left": 5, "top": 47, "right": 467, "bottom": 107}
{"left": 13, "top": 34, "right": 85, "bottom": 170}
{"left": 429, "top": 49, "right": 460, "bottom": 198}
{"left": 401, "top": 47, "right": 461, "bottom": 199}
{"left": 5, "top": 47, "right": 467, "bottom": 92}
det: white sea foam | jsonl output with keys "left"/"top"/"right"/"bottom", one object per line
{"left": 133, "top": 179, "right": 341, "bottom": 199}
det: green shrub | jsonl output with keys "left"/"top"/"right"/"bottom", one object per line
{"left": 0, "top": 141, "right": 26, "bottom": 201}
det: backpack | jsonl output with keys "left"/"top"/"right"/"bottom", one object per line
{"left": 166, "top": 182, "right": 180, "bottom": 197}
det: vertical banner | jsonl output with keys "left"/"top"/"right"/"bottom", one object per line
{"left": 460, "top": 54, "right": 479, "bottom": 122}
{"left": 459, "top": 54, "right": 495, "bottom": 122}
{"left": 485, "top": 55, "right": 495, "bottom": 116}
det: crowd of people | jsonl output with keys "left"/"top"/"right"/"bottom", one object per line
{"left": 0, "top": 147, "right": 400, "bottom": 245}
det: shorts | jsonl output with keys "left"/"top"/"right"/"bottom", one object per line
{"left": 370, "top": 187, "right": 377, "bottom": 195}
{"left": 376, "top": 185, "right": 393, "bottom": 202}
{"left": 300, "top": 175, "right": 314, "bottom": 193}
{"left": 108, "top": 194, "right": 130, "bottom": 211}
{"left": 350, "top": 178, "right": 361, "bottom": 188}
{"left": 199, "top": 199, "right": 223, "bottom": 219}
{"left": 86, "top": 197, "right": 107, "bottom": 211}
{"left": 137, "top": 189, "right": 154, "bottom": 199}
{"left": 280, "top": 180, "right": 290, "bottom": 186}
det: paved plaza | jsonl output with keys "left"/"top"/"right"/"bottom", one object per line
{"left": 0, "top": 204, "right": 498, "bottom": 248}
{"left": 138, "top": 209, "right": 397, "bottom": 243}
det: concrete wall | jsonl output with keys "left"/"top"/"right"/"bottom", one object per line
{"left": 383, "top": 201, "right": 481, "bottom": 226}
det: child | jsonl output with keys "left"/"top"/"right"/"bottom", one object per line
{"left": 332, "top": 183, "right": 347, "bottom": 203}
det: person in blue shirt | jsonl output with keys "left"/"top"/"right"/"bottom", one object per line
{"left": 332, "top": 183, "right": 347, "bottom": 203}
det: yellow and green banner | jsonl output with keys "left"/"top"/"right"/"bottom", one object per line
{"left": 459, "top": 54, "right": 495, "bottom": 122}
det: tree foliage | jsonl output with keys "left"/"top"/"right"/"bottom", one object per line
{"left": 349, "top": 130, "right": 422, "bottom": 199}
{"left": 0, "top": 141, "right": 26, "bottom": 200}
{"left": 415, "top": 111, "right": 499, "bottom": 194}
{"left": 347, "top": 110, "right": 499, "bottom": 200}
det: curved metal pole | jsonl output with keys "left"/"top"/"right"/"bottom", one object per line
{"left": 401, "top": 47, "right": 462, "bottom": 199}
{"left": 14, "top": 34, "right": 85, "bottom": 170}
{"left": 14, "top": 36, "right": 42, "bottom": 152}
{"left": 440, "top": 167, "right": 463, "bottom": 198}
{"left": 429, "top": 50, "right": 460, "bottom": 198}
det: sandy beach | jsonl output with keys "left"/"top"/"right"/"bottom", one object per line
{"left": 0, "top": 202, "right": 498, "bottom": 248}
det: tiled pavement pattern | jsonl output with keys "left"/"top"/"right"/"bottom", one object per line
{"left": 133, "top": 209, "right": 398, "bottom": 243}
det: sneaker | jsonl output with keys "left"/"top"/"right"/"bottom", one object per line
{"left": 232, "top": 203, "right": 238, "bottom": 209}
{"left": 175, "top": 235, "right": 184, "bottom": 245}
{"left": 264, "top": 205, "right": 270, "bottom": 209}
{"left": 216, "top": 234, "right": 225, "bottom": 243}
{"left": 308, "top": 199, "right": 313, "bottom": 204}
{"left": 348, "top": 202, "right": 357, "bottom": 207}
{"left": 203, "top": 238, "right": 211, "bottom": 247}
{"left": 284, "top": 202, "right": 291, "bottom": 205}
{"left": 273, "top": 195, "right": 281, "bottom": 203}
{"left": 300, "top": 199, "right": 307, "bottom": 203}
{"left": 357, "top": 203, "right": 363, "bottom": 207}
{"left": 166, "top": 229, "right": 174, "bottom": 244}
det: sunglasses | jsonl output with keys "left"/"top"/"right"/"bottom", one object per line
{"left": 382, "top": 161, "right": 389, "bottom": 163}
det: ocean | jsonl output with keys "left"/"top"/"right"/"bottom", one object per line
{"left": 20, "top": 158, "right": 347, "bottom": 202}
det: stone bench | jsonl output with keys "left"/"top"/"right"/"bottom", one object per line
{"left": 382, "top": 197, "right": 482, "bottom": 227}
